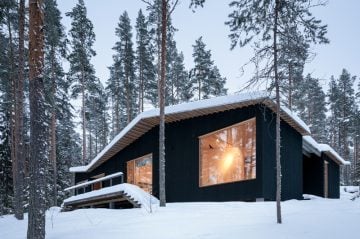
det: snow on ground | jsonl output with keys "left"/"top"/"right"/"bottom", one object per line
{"left": 1, "top": 189, "right": 359, "bottom": 239}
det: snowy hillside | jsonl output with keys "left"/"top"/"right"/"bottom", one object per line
{"left": 1, "top": 188, "right": 359, "bottom": 239}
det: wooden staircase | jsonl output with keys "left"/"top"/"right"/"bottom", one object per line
{"left": 62, "top": 189, "right": 141, "bottom": 211}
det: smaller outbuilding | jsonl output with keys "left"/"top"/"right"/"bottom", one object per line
{"left": 302, "top": 136, "right": 349, "bottom": 198}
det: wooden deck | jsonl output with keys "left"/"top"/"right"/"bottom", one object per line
{"left": 62, "top": 190, "right": 141, "bottom": 211}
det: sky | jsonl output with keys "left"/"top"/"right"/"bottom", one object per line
{"left": 57, "top": 0, "right": 360, "bottom": 94}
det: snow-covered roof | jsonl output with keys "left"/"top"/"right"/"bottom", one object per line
{"left": 71, "top": 91, "right": 311, "bottom": 173}
{"left": 303, "top": 136, "right": 350, "bottom": 165}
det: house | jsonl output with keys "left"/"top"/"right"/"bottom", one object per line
{"left": 63, "top": 91, "right": 349, "bottom": 210}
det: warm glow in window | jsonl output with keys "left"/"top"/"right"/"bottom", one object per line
{"left": 199, "top": 118, "right": 256, "bottom": 187}
{"left": 127, "top": 154, "right": 152, "bottom": 193}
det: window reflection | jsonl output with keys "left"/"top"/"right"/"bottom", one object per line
{"left": 127, "top": 154, "right": 152, "bottom": 193}
{"left": 199, "top": 118, "right": 256, "bottom": 187}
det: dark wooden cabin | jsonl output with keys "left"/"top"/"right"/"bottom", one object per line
{"left": 64, "top": 92, "right": 348, "bottom": 209}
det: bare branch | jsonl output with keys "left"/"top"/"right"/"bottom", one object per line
{"left": 140, "top": 0, "right": 153, "bottom": 6}
{"left": 168, "top": 0, "right": 179, "bottom": 17}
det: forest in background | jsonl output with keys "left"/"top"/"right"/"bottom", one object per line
{"left": 0, "top": 0, "right": 359, "bottom": 219}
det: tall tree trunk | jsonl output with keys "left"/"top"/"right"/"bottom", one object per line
{"left": 50, "top": 46, "right": 57, "bottom": 206}
{"left": 126, "top": 75, "right": 131, "bottom": 124}
{"left": 288, "top": 63, "right": 292, "bottom": 111}
{"left": 81, "top": 74, "right": 87, "bottom": 164}
{"left": 159, "top": 0, "right": 167, "bottom": 207}
{"left": 274, "top": 0, "right": 282, "bottom": 224}
{"left": 156, "top": 2, "right": 161, "bottom": 108}
{"left": 198, "top": 78, "right": 201, "bottom": 100}
{"left": 7, "top": 4, "right": 24, "bottom": 220}
{"left": 14, "top": 0, "right": 26, "bottom": 219}
{"left": 139, "top": 61, "right": 144, "bottom": 112}
{"left": 28, "top": 0, "right": 46, "bottom": 238}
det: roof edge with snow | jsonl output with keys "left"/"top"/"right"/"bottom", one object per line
{"left": 70, "top": 91, "right": 311, "bottom": 173}
{"left": 303, "top": 136, "right": 350, "bottom": 165}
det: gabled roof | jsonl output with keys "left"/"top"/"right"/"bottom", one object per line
{"left": 70, "top": 91, "right": 311, "bottom": 173}
{"left": 303, "top": 136, "right": 350, "bottom": 165}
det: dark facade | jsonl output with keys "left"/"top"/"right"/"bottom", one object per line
{"left": 303, "top": 153, "right": 340, "bottom": 198}
{"left": 75, "top": 104, "right": 306, "bottom": 202}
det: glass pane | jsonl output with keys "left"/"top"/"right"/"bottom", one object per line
{"left": 199, "top": 118, "right": 256, "bottom": 187}
{"left": 127, "top": 154, "right": 152, "bottom": 193}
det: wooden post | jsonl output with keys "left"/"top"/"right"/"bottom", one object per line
{"left": 324, "top": 161, "right": 329, "bottom": 198}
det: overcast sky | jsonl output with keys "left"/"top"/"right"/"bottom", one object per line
{"left": 57, "top": 0, "right": 360, "bottom": 93}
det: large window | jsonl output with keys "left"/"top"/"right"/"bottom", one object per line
{"left": 127, "top": 154, "right": 153, "bottom": 193}
{"left": 199, "top": 118, "right": 256, "bottom": 187}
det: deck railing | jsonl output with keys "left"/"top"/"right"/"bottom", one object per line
{"left": 65, "top": 172, "right": 124, "bottom": 195}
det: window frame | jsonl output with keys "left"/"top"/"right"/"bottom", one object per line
{"left": 198, "top": 117, "right": 257, "bottom": 188}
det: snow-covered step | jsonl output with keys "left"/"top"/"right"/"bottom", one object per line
{"left": 62, "top": 183, "right": 158, "bottom": 211}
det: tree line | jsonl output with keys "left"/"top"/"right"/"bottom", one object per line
{"left": 0, "top": 0, "right": 227, "bottom": 219}
{"left": 0, "top": 0, "right": 358, "bottom": 236}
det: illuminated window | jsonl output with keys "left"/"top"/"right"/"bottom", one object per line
{"left": 127, "top": 154, "right": 153, "bottom": 193}
{"left": 199, "top": 118, "right": 256, "bottom": 187}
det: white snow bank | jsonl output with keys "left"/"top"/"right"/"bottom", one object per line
{"left": 303, "top": 136, "right": 350, "bottom": 165}
{"left": 63, "top": 183, "right": 158, "bottom": 212}
{"left": 340, "top": 186, "right": 360, "bottom": 201}
{"left": 71, "top": 91, "right": 310, "bottom": 173}
{"left": 342, "top": 186, "right": 359, "bottom": 194}
{"left": 1, "top": 190, "right": 359, "bottom": 239}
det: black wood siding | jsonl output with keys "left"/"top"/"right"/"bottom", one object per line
{"left": 75, "top": 104, "right": 304, "bottom": 202}
{"left": 75, "top": 127, "right": 160, "bottom": 197}
{"left": 303, "top": 154, "right": 324, "bottom": 197}
{"left": 302, "top": 153, "right": 340, "bottom": 199}
{"left": 323, "top": 154, "right": 340, "bottom": 198}
{"left": 259, "top": 107, "right": 303, "bottom": 201}
{"left": 165, "top": 105, "right": 262, "bottom": 202}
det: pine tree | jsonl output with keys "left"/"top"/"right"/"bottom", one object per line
{"left": 66, "top": 0, "right": 97, "bottom": 164}
{"left": 146, "top": 0, "right": 162, "bottom": 81}
{"left": 28, "top": 0, "right": 47, "bottom": 237}
{"left": 86, "top": 80, "right": 109, "bottom": 159}
{"left": 295, "top": 74, "right": 327, "bottom": 142}
{"left": 135, "top": 9, "right": 156, "bottom": 111}
{"left": 337, "top": 69, "right": 356, "bottom": 185}
{"left": 159, "top": 0, "right": 167, "bottom": 207}
{"left": 190, "top": 37, "right": 227, "bottom": 100}
{"left": 278, "top": 25, "right": 309, "bottom": 110}
{"left": 113, "top": 11, "right": 137, "bottom": 124}
{"left": 166, "top": 45, "right": 192, "bottom": 105}
{"left": 106, "top": 58, "right": 125, "bottom": 137}
{"left": 14, "top": 0, "right": 26, "bottom": 219}
{"left": 0, "top": 101, "right": 13, "bottom": 216}
{"left": 0, "top": 1, "right": 12, "bottom": 216}
{"left": 327, "top": 70, "right": 357, "bottom": 185}
{"left": 56, "top": 89, "right": 82, "bottom": 203}
{"left": 1, "top": 0, "right": 28, "bottom": 220}
{"left": 145, "top": 0, "right": 177, "bottom": 106}
{"left": 43, "top": 0, "right": 67, "bottom": 207}
{"left": 327, "top": 76, "right": 341, "bottom": 148}
{"left": 223, "top": 0, "right": 328, "bottom": 223}
{"left": 354, "top": 82, "right": 360, "bottom": 185}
